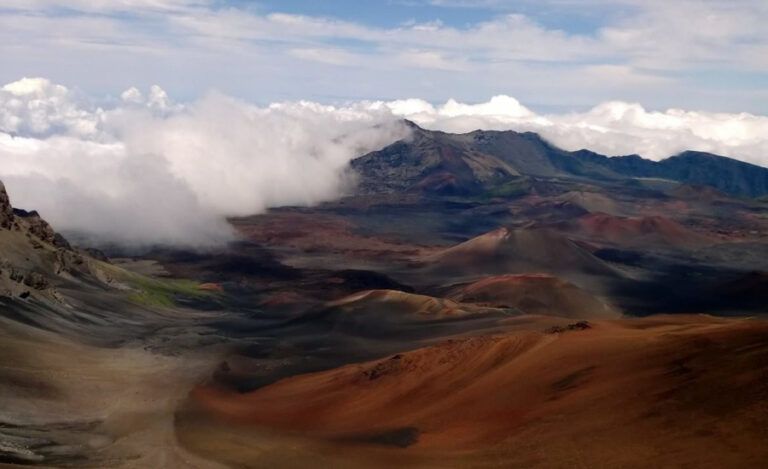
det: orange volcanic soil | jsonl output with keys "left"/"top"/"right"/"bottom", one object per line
{"left": 575, "top": 212, "right": 712, "bottom": 247}
{"left": 309, "top": 289, "right": 512, "bottom": 338}
{"left": 328, "top": 289, "right": 468, "bottom": 319}
{"left": 449, "top": 273, "right": 620, "bottom": 319}
{"left": 191, "top": 316, "right": 768, "bottom": 467}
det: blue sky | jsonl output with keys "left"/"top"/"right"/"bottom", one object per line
{"left": 1, "top": 0, "right": 766, "bottom": 113}
{"left": 247, "top": 1, "right": 508, "bottom": 28}
{"left": 247, "top": 0, "right": 621, "bottom": 33}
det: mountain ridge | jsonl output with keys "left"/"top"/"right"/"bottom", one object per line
{"left": 351, "top": 121, "right": 768, "bottom": 198}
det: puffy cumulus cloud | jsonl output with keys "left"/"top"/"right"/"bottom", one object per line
{"left": 119, "top": 84, "right": 178, "bottom": 113}
{"left": 537, "top": 103, "right": 768, "bottom": 164}
{"left": 1, "top": 77, "right": 768, "bottom": 247}
{"left": 0, "top": 78, "right": 102, "bottom": 138}
{"left": 367, "top": 95, "right": 550, "bottom": 134}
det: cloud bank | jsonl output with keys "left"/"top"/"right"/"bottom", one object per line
{"left": 388, "top": 96, "right": 768, "bottom": 166}
{"left": 0, "top": 78, "right": 407, "bottom": 246}
{"left": 1, "top": 77, "right": 767, "bottom": 246}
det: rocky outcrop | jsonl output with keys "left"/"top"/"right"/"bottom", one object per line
{"left": 0, "top": 182, "right": 14, "bottom": 229}
{"left": 1, "top": 182, "right": 73, "bottom": 250}
{"left": 0, "top": 179, "right": 89, "bottom": 299}
{"left": 54, "top": 248, "right": 85, "bottom": 275}
{"left": 0, "top": 260, "right": 49, "bottom": 297}
{"left": 13, "top": 208, "right": 71, "bottom": 249}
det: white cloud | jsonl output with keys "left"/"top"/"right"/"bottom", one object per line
{"left": 396, "top": 50, "right": 468, "bottom": 71}
{"left": 1, "top": 77, "right": 767, "bottom": 246}
{"left": 441, "top": 95, "right": 535, "bottom": 119}
{"left": 0, "top": 132, "right": 227, "bottom": 247}
{"left": 598, "top": 0, "right": 768, "bottom": 71}
{"left": 1, "top": 1, "right": 766, "bottom": 112}
{"left": 168, "top": 5, "right": 768, "bottom": 75}
{"left": 0, "top": 78, "right": 407, "bottom": 246}
{"left": 580, "top": 65, "right": 672, "bottom": 86}
{"left": 1, "top": 0, "right": 211, "bottom": 13}
{"left": 146, "top": 84, "right": 175, "bottom": 112}
{"left": 120, "top": 87, "right": 144, "bottom": 104}
{"left": 386, "top": 96, "right": 768, "bottom": 164}
{"left": 289, "top": 48, "right": 357, "bottom": 66}
{"left": 0, "top": 77, "right": 101, "bottom": 138}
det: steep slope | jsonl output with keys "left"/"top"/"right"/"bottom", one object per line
{"left": 0, "top": 182, "right": 89, "bottom": 300}
{"left": 350, "top": 123, "right": 520, "bottom": 195}
{"left": 468, "top": 129, "right": 620, "bottom": 179}
{"left": 0, "top": 182, "right": 14, "bottom": 229}
{"left": 0, "top": 180, "right": 221, "bottom": 343}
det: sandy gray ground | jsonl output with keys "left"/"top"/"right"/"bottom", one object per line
{"left": 0, "top": 315, "right": 231, "bottom": 468}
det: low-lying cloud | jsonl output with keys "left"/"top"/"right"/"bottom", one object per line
{"left": 1, "top": 77, "right": 767, "bottom": 247}
{"left": 0, "top": 78, "right": 407, "bottom": 246}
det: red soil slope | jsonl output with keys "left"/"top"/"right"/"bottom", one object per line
{"left": 431, "top": 227, "right": 616, "bottom": 278}
{"left": 449, "top": 273, "right": 620, "bottom": 319}
{"left": 328, "top": 289, "right": 468, "bottom": 319}
{"left": 576, "top": 213, "right": 711, "bottom": 247}
{"left": 191, "top": 316, "right": 768, "bottom": 468}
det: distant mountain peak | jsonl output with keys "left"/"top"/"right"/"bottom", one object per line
{"left": 402, "top": 118, "right": 423, "bottom": 130}
{"left": 352, "top": 126, "right": 768, "bottom": 198}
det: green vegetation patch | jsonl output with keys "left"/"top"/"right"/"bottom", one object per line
{"left": 127, "top": 276, "right": 207, "bottom": 307}
{"left": 482, "top": 178, "right": 532, "bottom": 200}
{"left": 96, "top": 261, "right": 212, "bottom": 308}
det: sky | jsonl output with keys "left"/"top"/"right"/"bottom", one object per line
{"left": 0, "top": 1, "right": 767, "bottom": 246}
{"left": 1, "top": 0, "right": 767, "bottom": 112}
